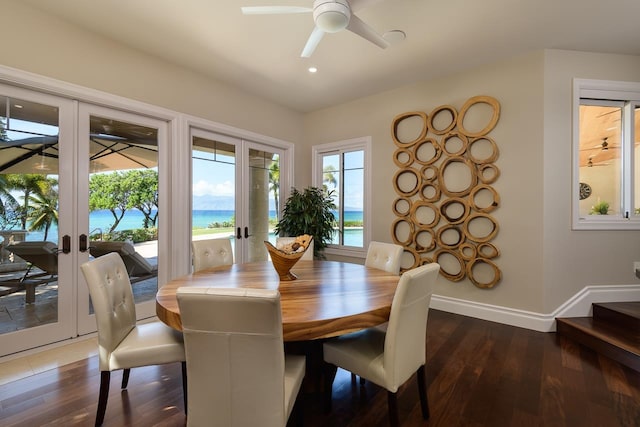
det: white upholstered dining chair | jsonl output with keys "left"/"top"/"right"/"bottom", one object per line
{"left": 191, "top": 238, "right": 233, "bottom": 272}
{"left": 365, "top": 241, "right": 403, "bottom": 275}
{"left": 177, "top": 287, "right": 306, "bottom": 427}
{"left": 360, "top": 241, "right": 404, "bottom": 379}
{"left": 80, "top": 252, "right": 186, "bottom": 426}
{"left": 323, "top": 262, "right": 440, "bottom": 427}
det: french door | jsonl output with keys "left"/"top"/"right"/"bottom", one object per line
{"left": 0, "top": 85, "right": 75, "bottom": 355}
{"left": 191, "top": 129, "right": 285, "bottom": 264}
{"left": 77, "top": 104, "right": 166, "bottom": 334}
{"left": 0, "top": 84, "right": 166, "bottom": 355}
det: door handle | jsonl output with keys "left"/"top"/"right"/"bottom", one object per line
{"left": 79, "top": 234, "right": 88, "bottom": 252}
{"left": 61, "top": 235, "right": 71, "bottom": 254}
{"left": 244, "top": 227, "right": 250, "bottom": 239}
{"left": 236, "top": 227, "right": 242, "bottom": 239}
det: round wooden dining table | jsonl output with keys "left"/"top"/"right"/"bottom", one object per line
{"left": 156, "top": 260, "right": 401, "bottom": 341}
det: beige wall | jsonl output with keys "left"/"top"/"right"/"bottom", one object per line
{"left": 542, "top": 50, "right": 640, "bottom": 312}
{"left": 304, "top": 51, "right": 546, "bottom": 312}
{"left": 304, "top": 49, "right": 640, "bottom": 314}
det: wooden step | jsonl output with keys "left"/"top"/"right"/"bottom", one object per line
{"left": 593, "top": 301, "right": 640, "bottom": 330}
{"left": 556, "top": 302, "right": 640, "bottom": 372}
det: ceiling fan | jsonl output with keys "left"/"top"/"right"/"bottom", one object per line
{"left": 580, "top": 137, "right": 620, "bottom": 152}
{"left": 241, "top": 0, "right": 390, "bottom": 58}
{"left": 586, "top": 156, "right": 611, "bottom": 167}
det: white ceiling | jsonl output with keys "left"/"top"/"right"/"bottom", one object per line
{"left": 21, "top": 0, "right": 640, "bottom": 113}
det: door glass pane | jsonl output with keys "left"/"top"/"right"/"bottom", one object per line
{"left": 344, "top": 150, "right": 364, "bottom": 248}
{"left": 191, "top": 136, "right": 236, "bottom": 267}
{"left": 322, "top": 154, "right": 341, "bottom": 244}
{"left": 0, "top": 96, "right": 60, "bottom": 334}
{"left": 88, "top": 116, "right": 159, "bottom": 305}
{"left": 248, "top": 148, "right": 278, "bottom": 262}
{"left": 578, "top": 104, "right": 622, "bottom": 217}
{"left": 634, "top": 106, "right": 640, "bottom": 217}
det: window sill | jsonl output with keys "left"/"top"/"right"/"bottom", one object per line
{"left": 324, "top": 246, "right": 367, "bottom": 259}
{"left": 573, "top": 218, "right": 640, "bottom": 231}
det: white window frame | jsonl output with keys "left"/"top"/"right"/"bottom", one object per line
{"left": 312, "top": 137, "right": 371, "bottom": 258}
{"left": 572, "top": 78, "right": 640, "bottom": 230}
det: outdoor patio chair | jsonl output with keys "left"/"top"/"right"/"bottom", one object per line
{"left": 2, "top": 241, "right": 59, "bottom": 304}
{"left": 89, "top": 241, "right": 158, "bottom": 283}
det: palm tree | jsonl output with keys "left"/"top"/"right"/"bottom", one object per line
{"left": 323, "top": 165, "right": 338, "bottom": 190}
{"left": 0, "top": 181, "right": 20, "bottom": 230}
{"left": 28, "top": 180, "right": 59, "bottom": 241}
{"left": 0, "top": 174, "right": 19, "bottom": 218}
{"left": 269, "top": 161, "right": 280, "bottom": 221}
{"left": 6, "top": 174, "right": 49, "bottom": 230}
{"left": 0, "top": 118, "right": 7, "bottom": 141}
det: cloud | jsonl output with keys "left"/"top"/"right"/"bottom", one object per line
{"left": 192, "top": 179, "right": 234, "bottom": 196}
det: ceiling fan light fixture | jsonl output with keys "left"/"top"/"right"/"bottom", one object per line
{"left": 313, "top": 0, "right": 350, "bottom": 33}
{"left": 383, "top": 30, "right": 406, "bottom": 44}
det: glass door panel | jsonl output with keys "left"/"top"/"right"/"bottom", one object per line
{"left": 247, "top": 147, "right": 280, "bottom": 262}
{"left": 78, "top": 105, "right": 163, "bottom": 334}
{"left": 190, "top": 131, "right": 283, "bottom": 265}
{"left": 191, "top": 130, "right": 237, "bottom": 267}
{"left": 0, "top": 87, "right": 74, "bottom": 356}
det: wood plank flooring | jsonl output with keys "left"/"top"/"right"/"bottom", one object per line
{"left": 1, "top": 309, "right": 639, "bottom": 427}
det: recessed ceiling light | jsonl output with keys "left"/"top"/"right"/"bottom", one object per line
{"left": 308, "top": 67, "right": 318, "bottom": 73}
{"left": 382, "top": 30, "right": 406, "bottom": 44}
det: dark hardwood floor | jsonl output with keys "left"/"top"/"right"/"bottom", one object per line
{"left": 1, "top": 309, "right": 639, "bottom": 426}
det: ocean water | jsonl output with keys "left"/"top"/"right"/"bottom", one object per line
{"left": 17, "top": 210, "right": 364, "bottom": 244}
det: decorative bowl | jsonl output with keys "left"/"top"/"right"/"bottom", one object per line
{"left": 264, "top": 237, "right": 313, "bottom": 281}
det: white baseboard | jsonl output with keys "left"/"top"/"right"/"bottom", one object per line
{"left": 430, "top": 284, "right": 640, "bottom": 332}
{"left": 0, "top": 316, "right": 157, "bottom": 363}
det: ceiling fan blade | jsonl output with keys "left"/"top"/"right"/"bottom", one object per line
{"left": 301, "top": 27, "right": 325, "bottom": 58}
{"left": 241, "top": 6, "right": 312, "bottom": 15}
{"left": 346, "top": 14, "right": 389, "bottom": 49}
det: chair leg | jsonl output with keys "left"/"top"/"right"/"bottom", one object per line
{"left": 323, "top": 363, "right": 338, "bottom": 413}
{"left": 181, "top": 361, "right": 188, "bottom": 415}
{"left": 25, "top": 283, "right": 36, "bottom": 304}
{"left": 350, "top": 372, "right": 366, "bottom": 386}
{"left": 121, "top": 368, "right": 131, "bottom": 389}
{"left": 96, "top": 371, "right": 111, "bottom": 426}
{"left": 417, "top": 365, "right": 429, "bottom": 420}
{"left": 387, "top": 391, "right": 399, "bottom": 427}
{"left": 291, "top": 391, "right": 304, "bottom": 427}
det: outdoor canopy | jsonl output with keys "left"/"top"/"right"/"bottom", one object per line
{"left": 0, "top": 133, "right": 158, "bottom": 174}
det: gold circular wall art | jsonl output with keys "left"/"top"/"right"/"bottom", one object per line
{"left": 391, "top": 111, "right": 428, "bottom": 147}
{"left": 456, "top": 95, "right": 500, "bottom": 138}
{"left": 390, "top": 95, "right": 502, "bottom": 289}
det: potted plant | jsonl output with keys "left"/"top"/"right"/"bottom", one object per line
{"left": 590, "top": 200, "right": 610, "bottom": 215}
{"left": 274, "top": 186, "right": 336, "bottom": 258}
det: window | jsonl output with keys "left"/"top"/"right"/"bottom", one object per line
{"left": 313, "top": 137, "right": 371, "bottom": 256}
{"left": 573, "top": 79, "right": 640, "bottom": 230}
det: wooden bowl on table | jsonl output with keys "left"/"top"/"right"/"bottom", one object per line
{"left": 264, "top": 238, "right": 312, "bottom": 281}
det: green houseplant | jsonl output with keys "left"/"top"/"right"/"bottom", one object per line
{"left": 274, "top": 186, "right": 336, "bottom": 259}
{"left": 589, "top": 200, "right": 610, "bottom": 215}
